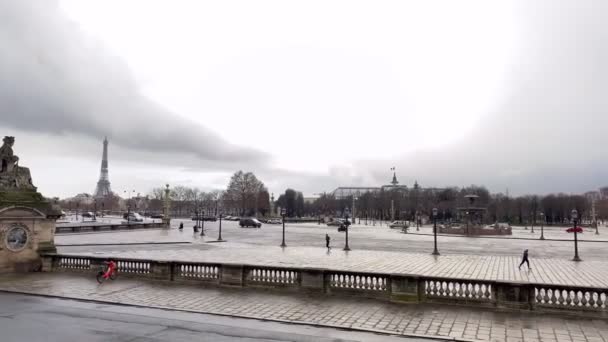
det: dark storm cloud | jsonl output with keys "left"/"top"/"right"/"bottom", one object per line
{"left": 0, "top": 1, "right": 269, "bottom": 166}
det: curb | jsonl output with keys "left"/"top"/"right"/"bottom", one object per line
{"left": 56, "top": 242, "right": 192, "bottom": 247}
{"left": 0, "top": 288, "right": 469, "bottom": 342}
{"left": 55, "top": 227, "right": 170, "bottom": 236}
{"left": 405, "top": 232, "right": 608, "bottom": 243}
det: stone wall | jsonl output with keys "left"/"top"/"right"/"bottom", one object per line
{"left": 0, "top": 206, "right": 57, "bottom": 273}
{"left": 439, "top": 225, "right": 512, "bottom": 236}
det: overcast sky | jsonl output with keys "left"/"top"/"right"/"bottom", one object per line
{"left": 1, "top": 0, "right": 606, "bottom": 199}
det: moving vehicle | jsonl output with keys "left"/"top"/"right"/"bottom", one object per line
{"left": 239, "top": 218, "right": 262, "bottom": 228}
{"left": 124, "top": 213, "right": 144, "bottom": 222}
{"left": 327, "top": 219, "right": 345, "bottom": 227}
{"left": 82, "top": 211, "right": 94, "bottom": 218}
{"left": 566, "top": 226, "right": 583, "bottom": 233}
{"left": 150, "top": 213, "right": 164, "bottom": 219}
{"left": 389, "top": 221, "right": 409, "bottom": 229}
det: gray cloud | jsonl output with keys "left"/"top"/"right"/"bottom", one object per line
{"left": 1, "top": 0, "right": 606, "bottom": 199}
{"left": 320, "top": 0, "right": 608, "bottom": 196}
{"left": 0, "top": 1, "right": 269, "bottom": 167}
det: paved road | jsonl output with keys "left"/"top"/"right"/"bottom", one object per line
{"left": 1, "top": 273, "right": 607, "bottom": 342}
{"left": 58, "top": 219, "right": 608, "bottom": 261}
{"left": 0, "top": 292, "right": 427, "bottom": 342}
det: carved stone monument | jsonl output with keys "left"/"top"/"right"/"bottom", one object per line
{"left": 162, "top": 184, "right": 171, "bottom": 228}
{"left": 0, "top": 136, "right": 60, "bottom": 273}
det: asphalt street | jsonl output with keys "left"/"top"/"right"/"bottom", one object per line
{"left": 0, "top": 292, "right": 435, "bottom": 342}
{"left": 58, "top": 219, "right": 608, "bottom": 261}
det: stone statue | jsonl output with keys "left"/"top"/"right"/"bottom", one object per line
{"left": 0, "top": 136, "right": 35, "bottom": 190}
{"left": 0, "top": 136, "right": 19, "bottom": 173}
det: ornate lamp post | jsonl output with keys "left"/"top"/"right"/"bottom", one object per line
{"left": 280, "top": 208, "right": 287, "bottom": 247}
{"left": 539, "top": 212, "right": 545, "bottom": 240}
{"left": 344, "top": 207, "right": 351, "bottom": 251}
{"left": 200, "top": 207, "right": 206, "bottom": 236}
{"left": 217, "top": 210, "right": 224, "bottom": 241}
{"left": 572, "top": 209, "right": 582, "bottom": 262}
{"left": 127, "top": 203, "right": 131, "bottom": 225}
{"left": 530, "top": 213, "right": 535, "bottom": 233}
{"left": 93, "top": 199, "right": 97, "bottom": 222}
{"left": 432, "top": 207, "right": 440, "bottom": 255}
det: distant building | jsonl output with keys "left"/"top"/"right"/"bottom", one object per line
{"left": 303, "top": 197, "right": 318, "bottom": 204}
{"left": 329, "top": 172, "right": 445, "bottom": 199}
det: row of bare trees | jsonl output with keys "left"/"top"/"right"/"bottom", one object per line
{"left": 146, "top": 170, "right": 270, "bottom": 217}
{"left": 304, "top": 186, "right": 607, "bottom": 225}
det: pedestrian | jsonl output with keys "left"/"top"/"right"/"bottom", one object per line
{"left": 518, "top": 249, "right": 531, "bottom": 270}
{"left": 325, "top": 233, "right": 331, "bottom": 249}
{"left": 179, "top": 222, "right": 184, "bottom": 230}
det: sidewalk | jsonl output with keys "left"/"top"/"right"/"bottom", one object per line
{"left": 0, "top": 273, "right": 606, "bottom": 342}
{"left": 63, "top": 245, "right": 608, "bottom": 288}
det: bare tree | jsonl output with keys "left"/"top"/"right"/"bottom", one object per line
{"left": 225, "top": 170, "right": 266, "bottom": 216}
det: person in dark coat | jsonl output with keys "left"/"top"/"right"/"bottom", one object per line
{"left": 179, "top": 222, "right": 184, "bottom": 230}
{"left": 519, "top": 249, "right": 531, "bottom": 270}
{"left": 325, "top": 233, "right": 331, "bottom": 249}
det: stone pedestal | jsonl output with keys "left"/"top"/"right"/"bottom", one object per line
{"left": 0, "top": 136, "right": 60, "bottom": 273}
{"left": 0, "top": 200, "right": 59, "bottom": 273}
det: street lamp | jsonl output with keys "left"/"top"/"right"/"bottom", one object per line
{"left": 201, "top": 208, "right": 205, "bottom": 236}
{"left": 352, "top": 196, "right": 358, "bottom": 225}
{"left": 531, "top": 213, "right": 535, "bottom": 233}
{"left": 126, "top": 204, "right": 131, "bottom": 225}
{"left": 280, "top": 209, "right": 287, "bottom": 247}
{"left": 432, "top": 208, "right": 440, "bottom": 255}
{"left": 344, "top": 207, "right": 351, "bottom": 251}
{"left": 571, "top": 209, "right": 582, "bottom": 262}
{"left": 93, "top": 200, "right": 97, "bottom": 222}
{"left": 539, "top": 212, "right": 545, "bottom": 240}
{"left": 217, "top": 210, "right": 224, "bottom": 241}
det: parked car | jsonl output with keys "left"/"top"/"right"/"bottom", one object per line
{"left": 125, "top": 213, "right": 144, "bottom": 222}
{"left": 150, "top": 213, "right": 164, "bottom": 219}
{"left": 81, "top": 211, "right": 94, "bottom": 218}
{"left": 337, "top": 225, "right": 347, "bottom": 232}
{"left": 389, "top": 221, "right": 409, "bottom": 229}
{"left": 239, "top": 218, "right": 262, "bottom": 228}
{"left": 566, "top": 226, "right": 583, "bottom": 233}
{"left": 327, "top": 219, "right": 345, "bottom": 227}
{"left": 267, "top": 219, "right": 282, "bottom": 224}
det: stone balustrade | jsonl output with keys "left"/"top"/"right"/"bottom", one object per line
{"left": 41, "top": 254, "right": 608, "bottom": 315}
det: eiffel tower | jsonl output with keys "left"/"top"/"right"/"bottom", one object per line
{"left": 94, "top": 137, "right": 112, "bottom": 198}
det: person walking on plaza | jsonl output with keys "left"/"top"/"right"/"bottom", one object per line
{"left": 519, "top": 249, "right": 531, "bottom": 270}
{"left": 325, "top": 233, "right": 331, "bottom": 249}
{"left": 179, "top": 222, "right": 183, "bottom": 230}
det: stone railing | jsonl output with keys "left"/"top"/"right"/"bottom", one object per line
{"left": 55, "top": 222, "right": 166, "bottom": 234}
{"left": 41, "top": 254, "right": 607, "bottom": 315}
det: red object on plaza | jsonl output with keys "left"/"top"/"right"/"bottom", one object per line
{"left": 566, "top": 226, "right": 583, "bottom": 233}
